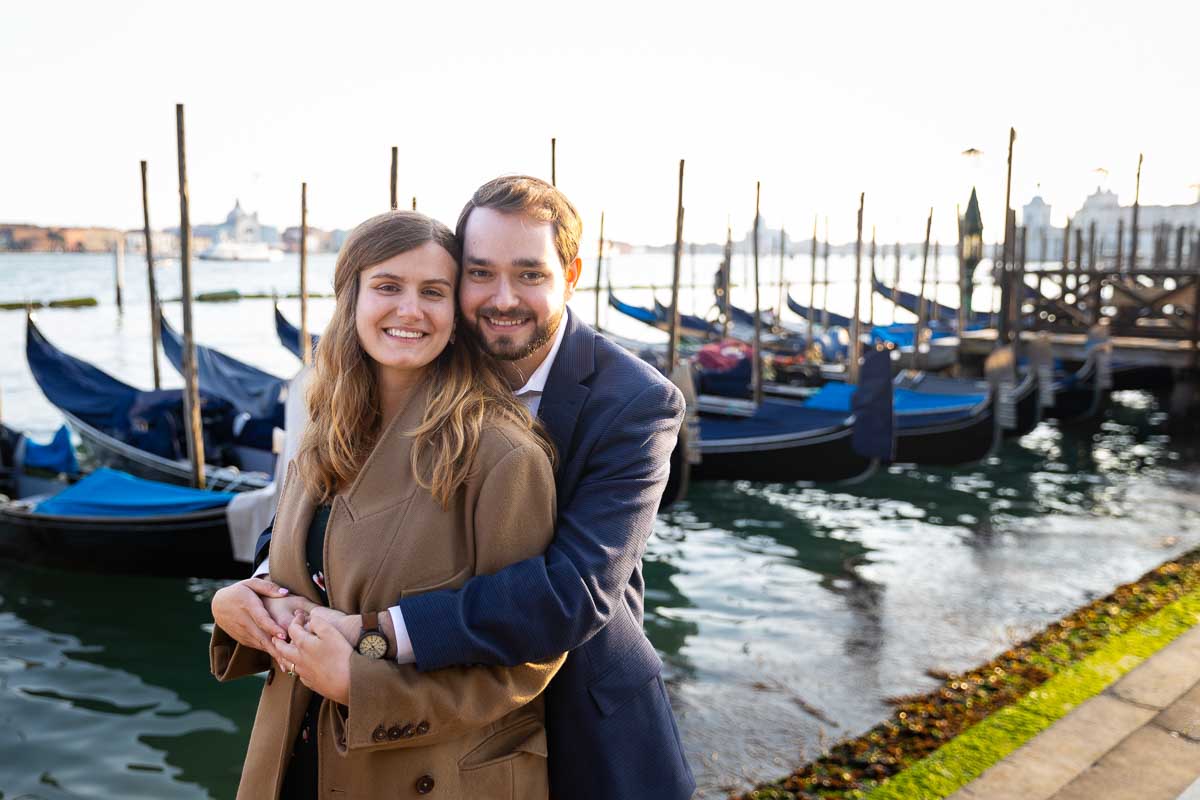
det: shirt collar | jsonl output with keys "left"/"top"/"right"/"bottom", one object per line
{"left": 514, "top": 308, "right": 569, "bottom": 397}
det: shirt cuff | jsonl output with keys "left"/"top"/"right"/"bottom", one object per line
{"left": 388, "top": 605, "right": 416, "bottom": 664}
{"left": 253, "top": 557, "right": 270, "bottom": 579}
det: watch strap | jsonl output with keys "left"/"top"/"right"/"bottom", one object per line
{"left": 361, "top": 610, "right": 380, "bottom": 633}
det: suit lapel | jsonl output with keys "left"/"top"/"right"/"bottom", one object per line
{"left": 538, "top": 312, "right": 595, "bottom": 468}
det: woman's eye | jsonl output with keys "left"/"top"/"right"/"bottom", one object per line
{"left": 376, "top": 283, "right": 400, "bottom": 293}
{"left": 422, "top": 289, "right": 444, "bottom": 298}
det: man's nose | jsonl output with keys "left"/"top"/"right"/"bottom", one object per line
{"left": 491, "top": 277, "right": 519, "bottom": 311}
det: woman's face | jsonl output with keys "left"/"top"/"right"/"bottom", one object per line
{"left": 355, "top": 241, "right": 458, "bottom": 380}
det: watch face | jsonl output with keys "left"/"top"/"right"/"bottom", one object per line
{"left": 358, "top": 632, "right": 388, "bottom": 660}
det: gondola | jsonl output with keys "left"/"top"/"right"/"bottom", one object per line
{"left": 0, "top": 424, "right": 245, "bottom": 577}
{"left": 871, "top": 273, "right": 993, "bottom": 328}
{"left": 691, "top": 349, "right": 894, "bottom": 483}
{"left": 25, "top": 316, "right": 271, "bottom": 492}
{"left": 607, "top": 289, "right": 721, "bottom": 339}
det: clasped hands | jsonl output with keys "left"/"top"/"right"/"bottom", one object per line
{"left": 210, "top": 578, "right": 364, "bottom": 706}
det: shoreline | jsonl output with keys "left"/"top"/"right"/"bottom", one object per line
{"left": 733, "top": 547, "right": 1200, "bottom": 800}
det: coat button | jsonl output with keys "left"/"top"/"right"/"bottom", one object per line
{"left": 400, "top": 723, "right": 415, "bottom": 738}
{"left": 415, "top": 720, "right": 430, "bottom": 735}
{"left": 415, "top": 774, "right": 435, "bottom": 794}
{"left": 372, "top": 725, "right": 388, "bottom": 743}
{"left": 387, "top": 725, "right": 403, "bottom": 740}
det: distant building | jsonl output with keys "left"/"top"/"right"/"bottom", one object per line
{"left": 123, "top": 229, "right": 181, "bottom": 257}
{"left": 1022, "top": 189, "right": 1200, "bottom": 264}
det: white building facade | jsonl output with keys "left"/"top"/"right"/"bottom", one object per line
{"left": 1022, "top": 189, "right": 1200, "bottom": 265}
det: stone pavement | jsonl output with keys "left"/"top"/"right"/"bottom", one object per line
{"left": 950, "top": 622, "right": 1200, "bottom": 800}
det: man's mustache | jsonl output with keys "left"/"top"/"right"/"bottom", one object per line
{"left": 477, "top": 308, "right": 534, "bottom": 323}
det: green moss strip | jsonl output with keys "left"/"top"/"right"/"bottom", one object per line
{"left": 867, "top": 587, "right": 1200, "bottom": 799}
{"left": 735, "top": 552, "right": 1200, "bottom": 800}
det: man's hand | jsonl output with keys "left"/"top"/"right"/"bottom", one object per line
{"left": 211, "top": 577, "right": 293, "bottom": 653}
{"left": 263, "top": 594, "right": 319, "bottom": 671}
{"left": 273, "top": 613, "right": 352, "bottom": 706}
{"left": 307, "top": 607, "right": 360, "bottom": 648}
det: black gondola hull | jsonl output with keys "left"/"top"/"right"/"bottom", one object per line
{"left": 691, "top": 424, "right": 871, "bottom": 483}
{"left": 894, "top": 406, "right": 998, "bottom": 466}
{"left": 0, "top": 505, "right": 245, "bottom": 578}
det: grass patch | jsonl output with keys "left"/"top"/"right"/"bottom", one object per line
{"left": 733, "top": 550, "right": 1200, "bottom": 800}
{"left": 866, "top": 587, "right": 1200, "bottom": 799}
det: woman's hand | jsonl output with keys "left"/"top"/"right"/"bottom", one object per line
{"left": 272, "top": 613, "right": 352, "bottom": 706}
{"left": 262, "top": 594, "right": 319, "bottom": 671}
{"left": 211, "top": 578, "right": 292, "bottom": 653}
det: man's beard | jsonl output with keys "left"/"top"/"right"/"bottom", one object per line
{"left": 473, "top": 306, "right": 563, "bottom": 362}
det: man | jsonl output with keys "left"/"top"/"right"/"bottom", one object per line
{"left": 216, "top": 176, "right": 695, "bottom": 799}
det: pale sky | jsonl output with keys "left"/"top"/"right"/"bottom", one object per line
{"left": 3, "top": 0, "right": 1198, "bottom": 246}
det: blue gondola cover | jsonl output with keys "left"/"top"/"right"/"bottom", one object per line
{"left": 160, "top": 316, "right": 286, "bottom": 422}
{"left": 36, "top": 467, "right": 235, "bottom": 517}
{"left": 21, "top": 425, "right": 80, "bottom": 474}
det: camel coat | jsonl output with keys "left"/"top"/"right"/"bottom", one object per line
{"left": 210, "top": 386, "right": 563, "bottom": 799}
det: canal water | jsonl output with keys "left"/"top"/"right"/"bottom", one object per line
{"left": 2, "top": 253, "right": 1199, "bottom": 798}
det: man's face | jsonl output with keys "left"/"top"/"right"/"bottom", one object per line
{"left": 459, "top": 207, "right": 581, "bottom": 373}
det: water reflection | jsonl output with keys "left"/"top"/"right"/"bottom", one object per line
{"left": 0, "top": 565, "right": 256, "bottom": 798}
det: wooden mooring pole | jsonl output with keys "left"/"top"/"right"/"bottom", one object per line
{"left": 892, "top": 242, "right": 901, "bottom": 325}
{"left": 666, "top": 159, "right": 684, "bottom": 372}
{"left": 808, "top": 216, "right": 818, "bottom": 334}
{"left": 752, "top": 182, "right": 763, "bottom": 406}
{"left": 300, "top": 182, "right": 310, "bottom": 366}
{"left": 1116, "top": 218, "right": 1125, "bottom": 271}
{"left": 175, "top": 103, "right": 205, "bottom": 489}
{"left": 868, "top": 226, "right": 876, "bottom": 328}
{"left": 776, "top": 225, "right": 786, "bottom": 322}
{"left": 917, "top": 208, "right": 933, "bottom": 364}
{"left": 1130, "top": 153, "right": 1143, "bottom": 269}
{"left": 594, "top": 211, "right": 605, "bottom": 328}
{"left": 551, "top": 138, "right": 557, "bottom": 187}
{"left": 139, "top": 160, "right": 162, "bottom": 389}
{"left": 821, "top": 218, "right": 830, "bottom": 328}
{"left": 849, "top": 192, "right": 864, "bottom": 384}
{"left": 390, "top": 146, "right": 398, "bottom": 210}
{"left": 112, "top": 236, "right": 125, "bottom": 312}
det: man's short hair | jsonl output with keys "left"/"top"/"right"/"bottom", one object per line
{"left": 456, "top": 175, "right": 583, "bottom": 269}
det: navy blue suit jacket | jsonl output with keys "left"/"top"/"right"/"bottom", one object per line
{"left": 256, "top": 312, "right": 694, "bottom": 799}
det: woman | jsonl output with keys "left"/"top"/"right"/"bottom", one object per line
{"left": 209, "top": 211, "right": 563, "bottom": 799}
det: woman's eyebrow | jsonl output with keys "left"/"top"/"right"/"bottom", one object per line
{"left": 422, "top": 278, "right": 454, "bottom": 288}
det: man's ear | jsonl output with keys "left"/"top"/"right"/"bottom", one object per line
{"left": 563, "top": 257, "right": 583, "bottom": 294}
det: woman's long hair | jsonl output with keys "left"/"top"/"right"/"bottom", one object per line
{"left": 297, "top": 211, "right": 554, "bottom": 508}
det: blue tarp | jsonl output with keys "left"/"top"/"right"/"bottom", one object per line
{"left": 160, "top": 315, "right": 286, "bottom": 422}
{"left": 805, "top": 382, "right": 986, "bottom": 415}
{"left": 35, "top": 467, "right": 235, "bottom": 517}
{"left": 870, "top": 322, "right": 965, "bottom": 348}
{"left": 21, "top": 425, "right": 79, "bottom": 474}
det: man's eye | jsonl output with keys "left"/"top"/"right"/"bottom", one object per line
{"left": 468, "top": 269, "right": 491, "bottom": 279}
{"left": 522, "top": 272, "right": 546, "bottom": 282}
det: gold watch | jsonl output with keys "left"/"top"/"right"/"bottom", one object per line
{"left": 355, "top": 611, "right": 388, "bottom": 660}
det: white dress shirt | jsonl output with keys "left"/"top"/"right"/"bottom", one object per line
{"left": 258, "top": 310, "right": 570, "bottom": 664}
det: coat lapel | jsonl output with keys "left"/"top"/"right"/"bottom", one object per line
{"left": 538, "top": 312, "right": 595, "bottom": 468}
